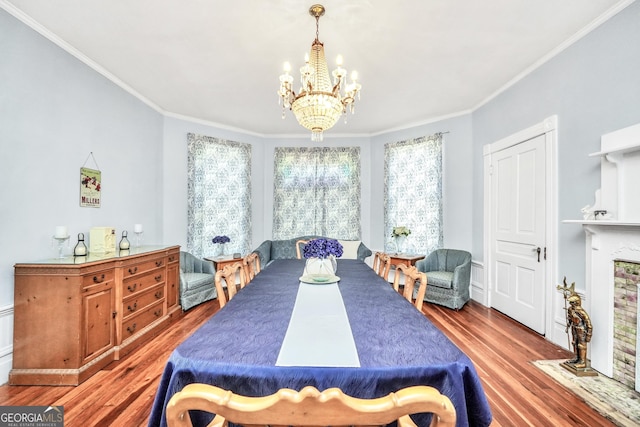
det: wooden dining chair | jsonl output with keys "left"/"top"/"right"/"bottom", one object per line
{"left": 295, "top": 239, "right": 309, "bottom": 259}
{"left": 166, "top": 383, "right": 456, "bottom": 427}
{"left": 242, "top": 252, "right": 261, "bottom": 284}
{"left": 214, "top": 262, "right": 245, "bottom": 308}
{"left": 373, "top": 251, "right": 391, "bottom": 281}
{"left": 393, "top": 264, "right": 428, "bottom": 311}
{"left": 372, "top": 251, "right": 382, "bottom": 271}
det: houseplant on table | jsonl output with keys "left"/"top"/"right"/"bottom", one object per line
{"left": 302, "top": 238, "right": 343, "bottom": 280}
{"left": 212, "top": 235, "right": 231, "bottom": 257}
{"left": 391, "top": 226, "right": 411, "bottom": 254}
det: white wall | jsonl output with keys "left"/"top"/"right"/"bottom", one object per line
{"left": 160, "top": 123, "right": 474, "bottom": 259}
{"left": 161, "top": 126, "right": 377, "bottom": 251}
{"left": 471, "top": 1, "right": 640, "bottom": 287}
{"left": 0, "top": 9, "right": 164, "bottom": 384}
{"left": 161, "top": 116, "right": 265, "bottom": 251}
{"left": 0, "top": 10, "right": 166, "bottom": 306}
{"left": 371, "top": 114, "right": 475, "bottom": 253}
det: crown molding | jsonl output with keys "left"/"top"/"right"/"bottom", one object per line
{"left": 0, "top": 0, "right": 165, "bottom": 116}
{"left": 163, "top": 112, "right": 265, "bottom": 138}
{"left": 3, "top": 0, "right": 634, "bottom": 138}
{"left": 472, "top": 0, "right": 636, "bottom": 112}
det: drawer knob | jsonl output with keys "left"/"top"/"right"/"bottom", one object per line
{"left": 155, "top": 260, "right": 163, "bottom": 267}
{"left": 154, "top": 309, "right": 162, "bottom": 317}
{"left": 126, "top": 323, "right": 137, "bottom": 334}
{"left": 155, "top": 291, "right": 163, "bottom": 299}
{"left": 93, "top": 274, "right": 105, "bottom": 283}
{"left": 155, "top": 274, "right": 162, "bottom": 282}
{"left": 128, "top": 267, "right": 138, "bottom": 275}
{"left": 127, "top": 283, "right": 137, "bottom": 292}
{"left": 127, "top": 302, "right": 138, "bottom": 312}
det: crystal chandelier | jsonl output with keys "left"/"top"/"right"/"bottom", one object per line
{"left": 278, "top": 4, "right": 362, "bottom": 142}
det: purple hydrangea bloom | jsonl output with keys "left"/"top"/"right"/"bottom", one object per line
{"left": 212, "top": 235, "right": 231, "bottom": 244}
{"left": 303, "top": 238, "right": 343, "bottom": 259}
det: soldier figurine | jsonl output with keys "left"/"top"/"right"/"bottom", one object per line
{"left": 557, "top": 278, "right": 597, "bottom": 376}
{"left": 566, "top": 293, "right": 592, "bottom": 368}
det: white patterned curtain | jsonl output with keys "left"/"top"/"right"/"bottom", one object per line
{"left": 384, "top": 133, "right": 443, "bottom": 254}
{"left": 187, "top": 133, "right": 252, "bottom": 258}
{"left": 273, "top": 147, "right": 361, "bottom": 240}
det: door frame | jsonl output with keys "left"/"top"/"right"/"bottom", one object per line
{"left": 483, "top": 115, "right": 558, "bottom": 338}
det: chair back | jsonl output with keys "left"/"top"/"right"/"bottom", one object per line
{"left": 179, "top": 251, "right": 208, "bottom": 274}
{"left": 295, "top": 239, "right": 309, "bottom": 259}
{"left": 420, "top": 249, "right": 471, "bottom": 273}
{"left": 372, "top": 252, "right": 391, "bottom": 281}
{"left": 214, "top": 262, "right": 245, "bottom": 308}
{"left": 243, "top": 252, "right": 261, "bottom": 283}
{"left": 166, "top": 383, "right": 456, "bottom": 427}
{"left": 393, "top": 264, "right": 428, "bottom": 311}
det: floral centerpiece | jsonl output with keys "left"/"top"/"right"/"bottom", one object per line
{"left": 302, "top": 238, "right": 343, "bottom": 259}
{"left": 302, "top": 238, "right": 343, "bottom": 278}
{"left": 212, "top": 235, "right": 230, "bottom": 256}
{"left": 391, "top": 226, "right": 411, "bottom": 238}
{"left": 391, "top": 226, "right": 411, "bottom": 254}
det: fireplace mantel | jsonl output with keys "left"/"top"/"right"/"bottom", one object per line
{"left": 564, "top": 220, "right": 640, "bottom": 227}
{"left": 564, "top": 123, "right": 640, "bottom": 386}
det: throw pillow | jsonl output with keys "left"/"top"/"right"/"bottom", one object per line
{"left": 339, "top": 240, "right": 361, "bottom": 259}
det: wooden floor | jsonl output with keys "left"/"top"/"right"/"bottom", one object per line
{"left": 0, "top": 299, "right": 615, "bottom": 426}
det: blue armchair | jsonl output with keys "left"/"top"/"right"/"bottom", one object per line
{"left": 179, "top": 251, "right": 216, "bottom": 311}
{"left": 415, "top": 249, "right": 472, "bottom": 310}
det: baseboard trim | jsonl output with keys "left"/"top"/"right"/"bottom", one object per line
{"left": 0, "top": 304, "right": 14, "bottom": 386}
{"left": 470, "top": 260, "right": 488, "bottom": 306}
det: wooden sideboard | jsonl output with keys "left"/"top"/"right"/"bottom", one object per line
{"left": 10, "top": 245, "right": 181, "bottom": 385}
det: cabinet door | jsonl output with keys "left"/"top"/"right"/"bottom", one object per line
{"left": 166, "top": 263, "right": 179, "bottom": 309}
{"left": 83, "top": 283, "right": 115, "bottom": 362}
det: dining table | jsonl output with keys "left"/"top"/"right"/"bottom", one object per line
{"left": 148, "top": 258, "right": 492, "bottom": 427}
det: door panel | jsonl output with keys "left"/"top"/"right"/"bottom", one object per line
{"left": 490, "top": 135, "right": 546, "bottom": 334}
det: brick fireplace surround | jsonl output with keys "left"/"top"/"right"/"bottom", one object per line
{"left": 613, "top": 261, "right": 639, "bottom": 389}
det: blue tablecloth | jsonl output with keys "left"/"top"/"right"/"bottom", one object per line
{"left": 148, "top": 259, "right": 492, "bottom": 427}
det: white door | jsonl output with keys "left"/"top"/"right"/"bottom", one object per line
{"left": 490, "top": 134, "right": 546, "bottom": 334}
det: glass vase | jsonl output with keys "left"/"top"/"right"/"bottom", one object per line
{"left": 215, "top": 243, "right": 226, "bottom": 257}
{"left": 304, "top": 256, "right": 337, "bottom": 277}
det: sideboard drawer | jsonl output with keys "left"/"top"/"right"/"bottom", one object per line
{"left": 167, "top": 250, "right": 179, "bottom": 264}
{"left": 122, "top": 269, "right": 164, "bottom": 296}
{"left": 82, "top": 270, "right": 115, "bottom": 288}
{"left": 122, "top": 258, "right": 166, "bottom": 278}
{"left": 121, "top": 300, "right": 164, "bottom": 338}
{"left": 122, "top": 283, "right": 164, "bottom": 321}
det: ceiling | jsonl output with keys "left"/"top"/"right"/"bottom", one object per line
{"left": 2, "top": 0, "right": 630, "bottom": 137}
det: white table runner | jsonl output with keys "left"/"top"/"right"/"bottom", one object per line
{"left": 276, "top": 282, "right": 360, "bottom": 367}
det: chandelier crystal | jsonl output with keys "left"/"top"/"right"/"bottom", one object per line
{"left": 278, "top": 4, "right": 362, "bottom": 142}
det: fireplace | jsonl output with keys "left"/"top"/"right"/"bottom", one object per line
{"left": 566, "top": 122, "right": 640, "bottom": 391}
{"left": 581, "top": 224, "right": 640, "bottom": 389}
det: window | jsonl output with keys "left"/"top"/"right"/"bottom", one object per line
{"left": 384, "top": 133, "right": 443, "bottom": 254}
{"left": 273, "top": 147, "right": 360, "bottom": 239}
{"left": 187, "top": 133, "right": 251, "bottom": 258}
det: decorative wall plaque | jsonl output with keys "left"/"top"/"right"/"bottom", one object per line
{"left": 80, "top": 166, "right": 101, "bottom": 207}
